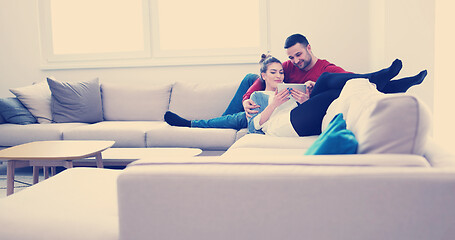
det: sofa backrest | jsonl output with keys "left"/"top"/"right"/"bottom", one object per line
{"left": 101, "top": 82, "right": 172, "bottom": 121}
{"left": 168, "top": 81, "right": 238, "bottom": 120}
{"left": 322, "top": 79, "right": 431, "bottom": 155}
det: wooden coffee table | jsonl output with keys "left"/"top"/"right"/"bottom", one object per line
{"left": 0, "top": 140, "right": 115, "bottom": 196}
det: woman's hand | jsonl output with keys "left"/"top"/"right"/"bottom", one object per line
{"left": 257, "top": 89, "right": 290, "bottom": 126}
{"left": 290, "top": 89, "right": 310, "bottom": 104}
{"left": 271, "top": 89, "right": 291, "bottom": 108}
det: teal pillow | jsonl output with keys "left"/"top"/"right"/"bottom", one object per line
{"left": 304, "top": 113, "right": 357, "bottom": 155}
{"left": 0, "top": 112, "right": 5, "bottom": 123}
{"left": 0, "top": 97, "right": 38, "bottom": 124}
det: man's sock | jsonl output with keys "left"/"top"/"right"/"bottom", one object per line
{"left": 369, "top": 59, "right": 403, "bottom": 90}
{"left": 164, "top": 111, "right": 191, "bottom": 127}
{"left": 381, "top": 70, "right": 427, "bottom": 93}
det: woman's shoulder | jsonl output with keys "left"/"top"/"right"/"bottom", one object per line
{"left": 251, "top": 91, "right": 271, "bottom": 99}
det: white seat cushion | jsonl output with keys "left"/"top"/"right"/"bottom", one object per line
{"left": 63, "top": 121, "right": 167, "bottom": 147}
{"left": 0, "top": 168, "right": 120, "bottom": 240}
{"left": 0, "top": 123, "right": 87, "bottom": 147}
{"left": 222, "top": 148, "right": 430, "bottom": 167}
{"left": 230, "top": 133, "right": 319, "bottom": 150}
{"left": 147, "top": 124, "right": 237, "bottom": 150}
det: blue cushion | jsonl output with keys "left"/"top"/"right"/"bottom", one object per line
{"left": 304, "top": 113, "right": 358, "bottom": 155}
{"left": 0, "top": 97, "right": 38, "bottom": 124}
{"left": 47, "top": 77, "right": 103, "bottom": 123}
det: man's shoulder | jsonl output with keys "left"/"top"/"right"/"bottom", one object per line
{"left": 316, "top": 59, "right": 348, "bottom": 73}
{"left": 316, "top": 59, "right": 335, "bottom": 67}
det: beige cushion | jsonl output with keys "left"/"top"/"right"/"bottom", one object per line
{"left": 322, "top": 79, "right": 431, "bottom": 155}
{"left": 146, "top": 124, "right": 237, "bottom": 150}
{"left": 101, "top": 83, "right": 172, "bottom": 121}
{"left": 63, "top": 121, "right": 168, "bottom": 148}
{"left": 168, "top": 81, "right": 237, "bottom": 120}
{"left": 10, "top": 81, "right": 53, "bottom": 124}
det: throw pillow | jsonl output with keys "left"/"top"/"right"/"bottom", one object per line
{"left": 322, "top": 79, "right": 431, "bottom": 155}
{"left": 47, "top": 77, "right": 103, "bottom": 123}
{"left": 10, "top": 81, "right": 53, "bottom": 123}
{"left": 305, "top": 113, "right": 358, "bottom": 155}
{"left": 0, "top": 97, "right": 38, "bottom": 124}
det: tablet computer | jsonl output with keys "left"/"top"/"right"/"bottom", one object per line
{"left": 276, "top": 83, "right": 306, "bottom": 93}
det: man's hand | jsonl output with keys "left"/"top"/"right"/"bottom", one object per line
{"left": 243, "top": 99, "right": 260, "bottom": 118}
{"left": 305, "top": 81, "right": 315, "bottom": 95}
{"left": 290, "top": 89, "right": 310, "bottom": 104}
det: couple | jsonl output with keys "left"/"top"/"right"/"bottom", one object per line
{"left": 165, "top": 34, "right": 427, "bottom": 137}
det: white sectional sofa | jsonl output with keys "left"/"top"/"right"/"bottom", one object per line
{"left": 1, "top": 79, "right": 455, "bottom": 240}
{"left": 0, "top": 79, "right": 246, "bottom": 156}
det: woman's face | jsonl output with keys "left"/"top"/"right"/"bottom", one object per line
{"left": 262, "top": 62, "right": 284, "bottom": 90}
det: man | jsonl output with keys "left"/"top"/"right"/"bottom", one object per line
{"left": 164, "top": 33, "right": 349, "bottom": 130}
{"left": 242, "top": 33, "right": 349, "bottom": 117}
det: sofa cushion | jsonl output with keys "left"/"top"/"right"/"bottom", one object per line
{"left": 9, "top": 81, "right": 53, "bottom": 123}
{"left": 147, "top": 125, "right": 237, "bottom": 150}
{"left": 0, "top": 168, "right": 120, "bottom": 240}
{"left": 47, "top": 77, "right": 103, "bottom": 123}
{"left": 0, "top": 97, "right": 37, "bottom": 125}
{"left": 222, "top": 148, "right": 430, "bottom": 167}
{"left": 229, "top": 133, "right": 319, "bottom": 150}
{"left": 63, "top": 121, "right": 168, "bottom": 148}
{"left": 322, "top": 79, "right": 431, "bottom": 155}
{"left": 168, "top": 81, "right": 238, "bottom": 120}
{"left": 101, "top": 83, "right": 172, "bottom": 121}
{"left": 0, "top": 123, "right": 87, "bottom": 147}
{"left": 305, "top": 113, "right": 358, "bottom": 155}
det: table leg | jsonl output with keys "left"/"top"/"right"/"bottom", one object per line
{"left": 33, "top": 166, "right": 40, "bottom": 184}
{"left": 6, "top": 160, "right": 16, "bottom": 196}
{"left": 50, "top": 167, "right": 56, "bottom": 176}
{"left": 44, "top": 167, "right": 49, "bottom": 179}
{"left": 95, "top": 152, "right": 104, "bottom": 168}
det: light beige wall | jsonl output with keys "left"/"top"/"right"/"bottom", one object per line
{"left": 434, "top": 0, "right": 455, "bottom": 151}
{"left": 0, "top": 0, "right": 436, "bottom": 112}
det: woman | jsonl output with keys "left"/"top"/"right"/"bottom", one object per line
{"left": 249, "top": 54, "right": 427, "bottom": 137}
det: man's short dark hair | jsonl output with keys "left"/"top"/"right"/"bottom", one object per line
{"left": 284, "top": 34, "right": 309, "bottom": 49}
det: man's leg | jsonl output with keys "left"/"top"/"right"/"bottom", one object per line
{"left": 291, "top": 90, "right": 341, "bottom": 136}
{"left": 222, "top": 73, "right": 259, "bottom": 116}
{"left": 381, "top": 70, "right": 427, "bottom": 93}
{"left": 310, "top": 59, "right": 403, "bottom": 97}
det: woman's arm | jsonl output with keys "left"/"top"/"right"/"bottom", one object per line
{"left": 247, "top": 92, "right": 268, "bottom": 133}
{"left": 258, "top": 89, "right": 291, "bottom": 125}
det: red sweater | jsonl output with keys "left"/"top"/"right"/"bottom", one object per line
{"left": 242, "top": 59, "right": 350, "bottom": 101}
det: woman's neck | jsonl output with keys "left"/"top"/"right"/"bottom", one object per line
{"left": 265, "top": 85, "right": 276, "bottom": 91}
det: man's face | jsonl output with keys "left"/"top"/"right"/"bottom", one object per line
{"left": 286, "top": 43, "right": 312, "bottom": 71}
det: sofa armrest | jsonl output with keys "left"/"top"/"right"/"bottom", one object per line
{"left": 118, "top": 163, "right": 455, "bottom": 240}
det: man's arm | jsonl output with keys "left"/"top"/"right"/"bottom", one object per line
{"left": 242, "top": 78, "right": 265, "bottom": 118}
{"left": 242, "top": 78, "right": 264, "bottom": 101}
